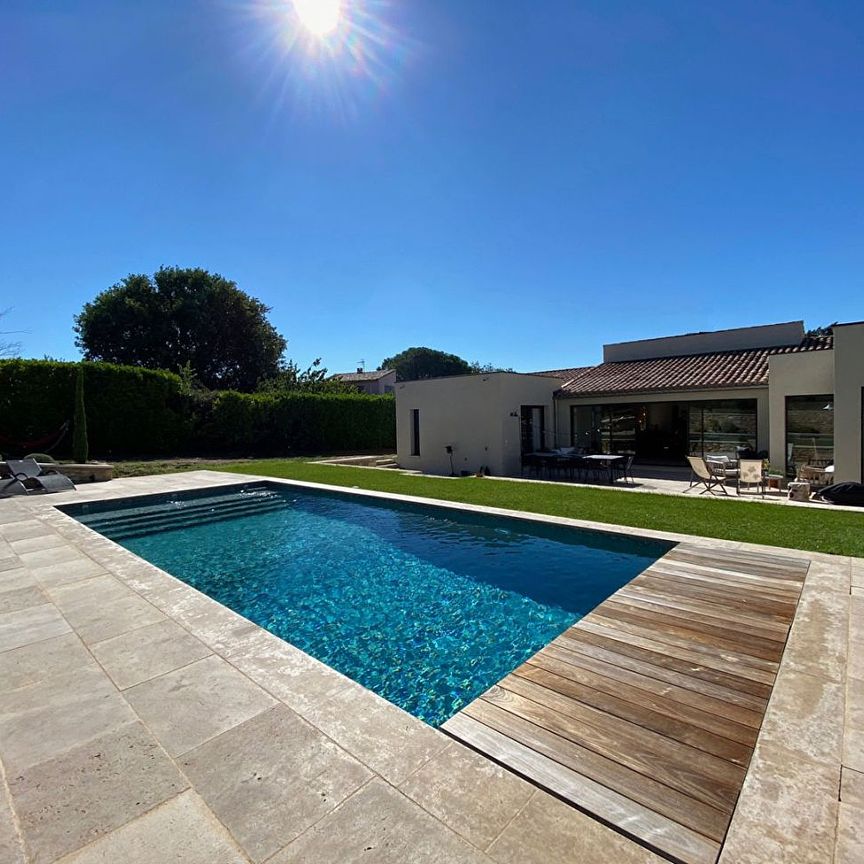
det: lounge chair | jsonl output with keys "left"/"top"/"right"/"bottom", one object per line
{"left": 3, "top": 458, "right": 75, "bottom": 494}
{"left": 686, "top": 455, "right": 729, "bottom": 495}
{"left": 0, "top": 477, "right": 29, "bottom": 497}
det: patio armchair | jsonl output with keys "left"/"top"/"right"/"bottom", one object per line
{"left": 737, "top": 459, "right": 765, "bottom": 496}
{"left": 706, "top": 455, "right": 739, "bottom": 484}
{"left": 797, "top": 460, "right": 835, "bottom": 490}
{"left": 685, "top": 455, "right": 729, "bottom": 495}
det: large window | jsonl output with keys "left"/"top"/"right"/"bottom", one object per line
{"left": 570, "top": 398, "right": 757, "bottom": 461}
{"left": 688, "top": 400, "right": 758, "bottom": 458}
{"left": 786, "top": 395, "right": 833, "bottom": 475}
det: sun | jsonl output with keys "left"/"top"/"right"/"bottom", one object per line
{"left": 293, "top": 0, "right": 342, "bottom": 36}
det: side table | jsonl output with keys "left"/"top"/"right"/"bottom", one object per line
{"left": 788, "top": 481, "right": 811, "bottom": 502}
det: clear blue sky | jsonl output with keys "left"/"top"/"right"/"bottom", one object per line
{"left": 2, "top": 0, "right": 862, "bottom": 373}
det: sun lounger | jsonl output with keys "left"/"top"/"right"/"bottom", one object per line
{"left": 3, "top": 458, "right": 76, "bottom": 494}
{"left": 0, "top": 477, "right": 29, "bottom": 497}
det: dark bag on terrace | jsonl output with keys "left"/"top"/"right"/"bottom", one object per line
{"left": 813, "top": 482, "right": 864, "bottom": 506}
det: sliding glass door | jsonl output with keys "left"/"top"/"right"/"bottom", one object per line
{"left": 570, "top": 398, "right": 758, "bottom": 461}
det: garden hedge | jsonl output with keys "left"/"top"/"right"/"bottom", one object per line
{"left": 0, "top": 359, "right": 395, "bottom": 459}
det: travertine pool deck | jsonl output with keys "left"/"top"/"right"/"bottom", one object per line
{"left": 0, "top": 470, "right": 860, "bottom": 864}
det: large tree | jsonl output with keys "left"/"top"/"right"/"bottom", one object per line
{"left": 379, "top": 347, "right": 474, "bottom": 381}
{"left": 74, "top": 267, "right": 287, "bottom": 391}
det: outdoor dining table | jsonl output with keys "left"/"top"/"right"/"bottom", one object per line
{"left": 579, "top": 453, "right": 626, "bottom": 483}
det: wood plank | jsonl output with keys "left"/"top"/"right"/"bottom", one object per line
{"left": 519, "top": 655, "right": 759, "bottom": 749}
{"left": 579, "top": 616, "right": 776, "bottom": 697}
{"left": 550, "top": 635, "right": 767, "bottom": 716}
{"left": 515, "top": 663, "right": 755, "bottom": 761}
{"left": 598, "top": 601, "right": 786, "bottom": 661}
{"left": 564, "top": 624, "right": 774, "bottom": 699}
{"left": 669, "top": 545, "right": 810, "bottom": 578}
{"left": 669, "top": 542, "right": 810, "bottom": 568}
{"left": 583, "top": 611, "right": 780, "bottom": 675}
{"left": 542, "top": 642, "right": 764, "bottom": 728}
{"left": 442, "top": 713, "right": 721, "bottom": 864}
{"left": 619, "top": 582, "right": 792, "bottom": 633}
{"left": 652, "top": 558, "right": 804, "bottom": 595}
{"left": 636, "top": 570, "right": 798, "bottom": 617}
{"left": 605, "top": 591, "right": 788, "bottom": 646}
{"left": 615, "top": 585, "right": 790, "bottom": 640}
{"left": 463, "top": 697, "right": 731, "bottom": 842}
{"left": 488, "top": 678, "right": 748, "bottom": 805}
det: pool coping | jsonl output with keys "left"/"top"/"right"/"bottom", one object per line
{"left": 0, "top": 470, "right": 856, "bottom": 864}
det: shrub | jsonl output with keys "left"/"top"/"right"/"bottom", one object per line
{"left": 0, "top": 359, "right": 395, "bottom": 459}
{"left": 206, "top": 390, "right": 395, "bottom": 454}
{"left": 0, "top": 359, "right": 193, "bottom": 458}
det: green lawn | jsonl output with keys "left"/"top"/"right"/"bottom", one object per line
{"left": 128, "top": 458, "right": 863, "bottom": 558}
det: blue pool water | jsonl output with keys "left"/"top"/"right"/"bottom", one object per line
{"left": 64, "top": 483, "right": 669, "bottom": 726}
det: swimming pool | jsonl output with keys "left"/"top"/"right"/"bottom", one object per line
{"left": 64, "top": 483, "right": 670, "bottom": 726}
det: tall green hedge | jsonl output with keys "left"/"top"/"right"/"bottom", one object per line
{"left": 0, "top": 360, "right": 193, "bottom": 458}
{"left": 0, "top": 359, "right": 395, "bottom": 459}
{"left": 206, "top": 390, "right": 396, "bottom": 454}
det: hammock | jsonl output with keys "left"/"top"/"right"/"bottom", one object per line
{"left": 0, "top": 420, "right": 70, "bottom": 455}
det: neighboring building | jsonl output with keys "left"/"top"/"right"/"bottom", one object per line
{"left": 331, "top": 368, "right": 396, "bottom": 395}
{"left": 395, "top": 320, "right": 864, "bottom": 482}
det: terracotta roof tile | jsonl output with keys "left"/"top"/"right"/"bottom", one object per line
{"left": 332, "top": 369, "right": 394, "bottom": 383}
{"left": 556, "top": 335, "right": 833, "bottom": 397}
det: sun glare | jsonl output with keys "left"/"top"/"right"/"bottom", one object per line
{"left": 293, "top": 0, "right": 342, "bottom": 36}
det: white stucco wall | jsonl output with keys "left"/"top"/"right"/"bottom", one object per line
{"left": 766, "top": 350, "right": 834, "bottom": 472}
{"left": 833, "top": 323, "right": 864, "bottom": 482}
{"left": 395, "top": 374, "right": 558, "bottom": 476}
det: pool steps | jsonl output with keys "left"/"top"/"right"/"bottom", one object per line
{"left": 81, "top": 491, "right": 290, "bottom": 540}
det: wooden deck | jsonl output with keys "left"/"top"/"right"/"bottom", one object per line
{"left": 443, "top": 542, "right": 809, "bottom": 864}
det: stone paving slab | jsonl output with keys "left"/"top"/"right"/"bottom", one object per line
{"left": 268, "top": 778, "right": 493, "bottom": 864}
{"left": 0, "top": 631, "right": 93, "bottom": 692}
{"left": 399, "top": 741, "right": 535, "bottom": 851}
{"left": 0, "top": 604, "right": 70, "bottom": 653}
{"left": 9, "top": 721, "right": 187, "bottom": 864}
{"left": 90, "top": 618, "right": 212, "bottom": 690}
{"left": 124, "top": 654, "right": 277, "bottom": 757}
{"left": 487, "top": 788, "right": 665, "bottom": 864}
{"left": 0, "top": 774, "right": 25, "bottom": 864}
{"left": 0, "top": 471, "right": 856, "bottom": 864}
{"left": 54, "top": 791, "right": 249, "bottom": 864}
{"left": 0, "top": 662, "right": 137, "bottom": 774}
{"left": 180, "top": 704, "right": 371, "bottom": 863}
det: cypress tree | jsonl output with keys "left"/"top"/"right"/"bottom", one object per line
{"left": 72, "top": 365, "right": 89, "bottom": 463}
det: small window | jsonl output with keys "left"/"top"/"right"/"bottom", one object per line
{"left": 410, "top": 409, "right": 420, "bottom": 456}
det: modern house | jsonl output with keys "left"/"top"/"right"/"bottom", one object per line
{"left": 331, "top": 368, "right": 396, "bottom": 395}
{"left": 395, "top": 320, "right": 864, "bottom": 482}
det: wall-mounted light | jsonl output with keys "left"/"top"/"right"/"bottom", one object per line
{"left": 823, "top": 402, "right": 834, "bottom": 411}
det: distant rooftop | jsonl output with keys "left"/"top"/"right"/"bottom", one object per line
{"left": 531, "top": 366, "right": 593, "bottom": 380}
{"left": 331, "top": 368, "right": 395, "bottom": 383}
